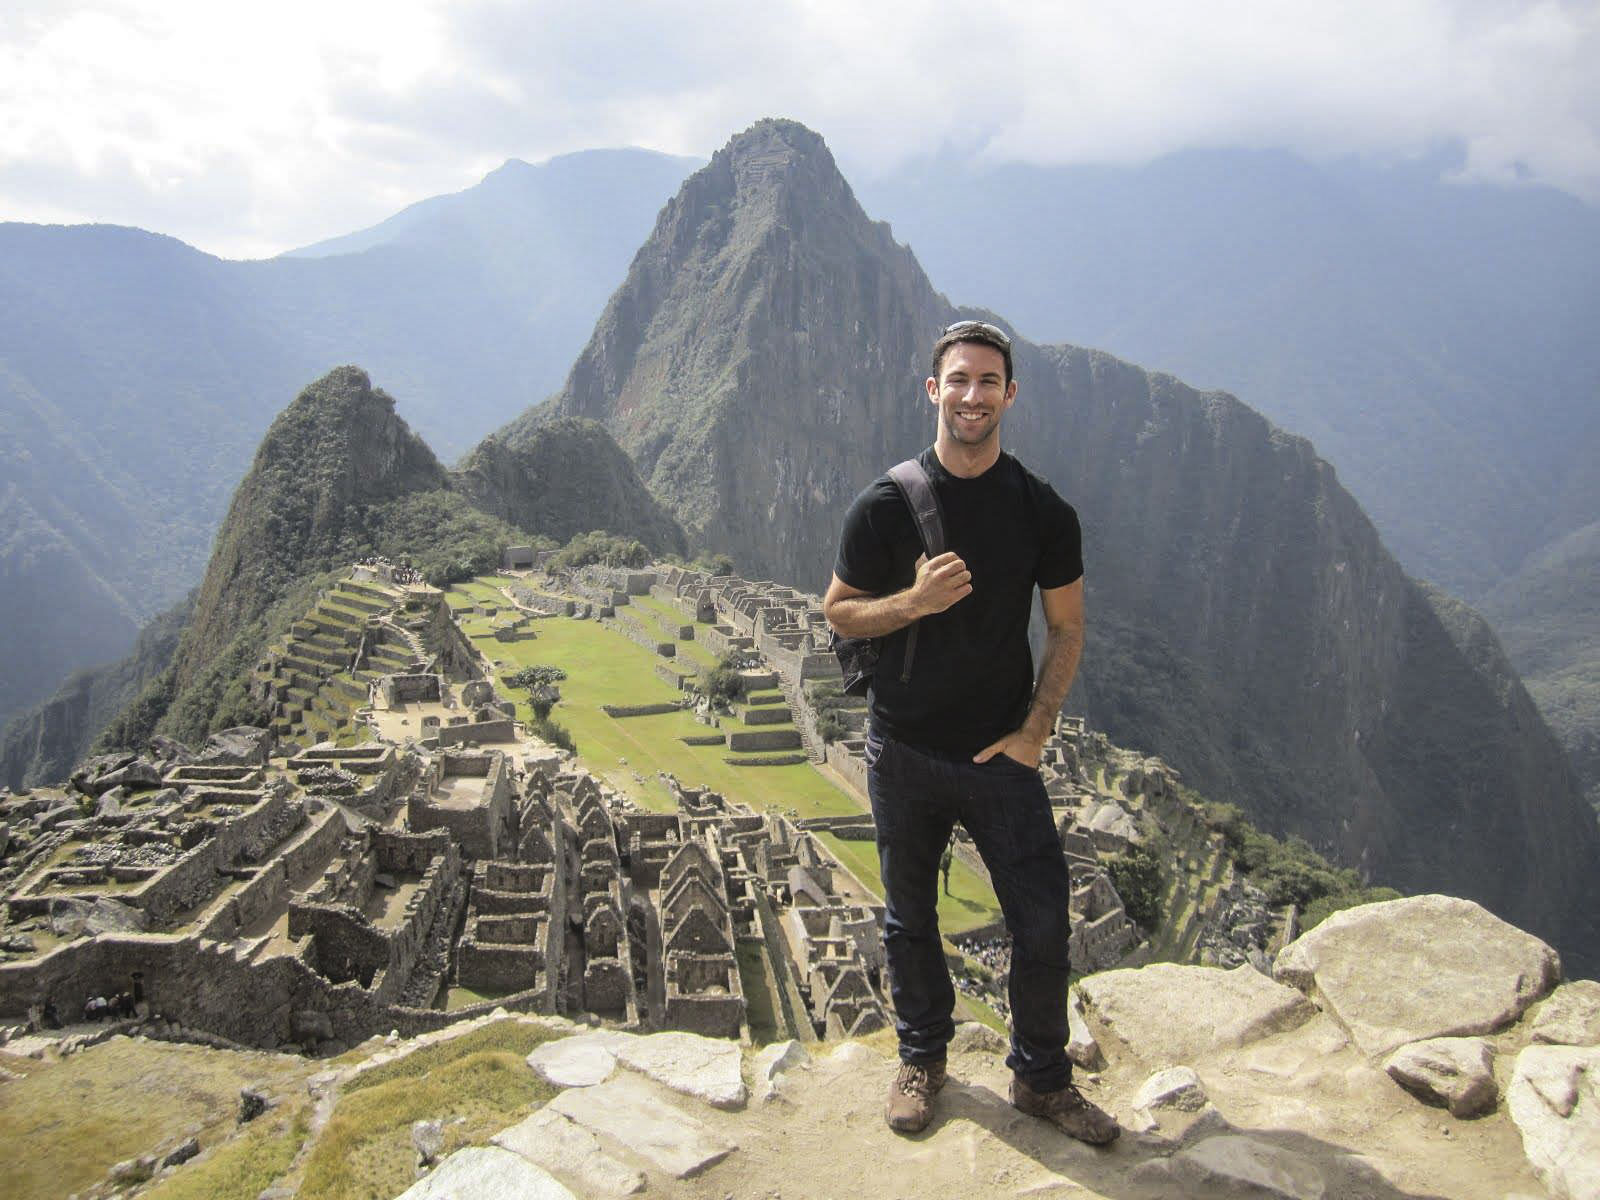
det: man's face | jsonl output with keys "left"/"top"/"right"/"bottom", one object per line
{"left": 926, "top": 341, "right": 1017, "bottom": 447}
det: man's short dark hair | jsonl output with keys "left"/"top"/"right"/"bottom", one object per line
{"left": 931, "top": 320, "right": 1014, "bottom": 386}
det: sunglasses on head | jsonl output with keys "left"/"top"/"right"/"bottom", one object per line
{"left": 942, "top": 320, "right": 1012, "bottom": 347}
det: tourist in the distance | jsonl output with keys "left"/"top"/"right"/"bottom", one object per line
{"left": 823, "top": 321, "right": 1117, "bottom": 1144}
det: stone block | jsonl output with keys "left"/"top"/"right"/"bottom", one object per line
{"left": 545, "top": 1074, "right": 736, "bottom": 1178}
{"left": 1273, "top": 894, "right": 1560, "bottom": 1057}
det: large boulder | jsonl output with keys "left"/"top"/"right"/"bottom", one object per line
{"left": 525, "top": 1031, "right": 633, "bottom": 1088}
{"left": 71, "top": 753, "right": 161, "bottom": 797}
{"left": 48, "top": 898, "right": 95, "bottom": 938}
{"left": 197, "top": 726, "right": 275, "bottom": 766}
{"left": 492, "top": 1109, "right": 645, "bottom": 1196}
{"left": 1507, "top": 1044, "right": 1600, "bottom": 1200}
{"left": 1273, "top": 895, "right": 1560, "bottom": 1056}
{"left": 1078, "top": 962, "right": 1315, "bottom": 1061}
{"left": 1145, "top": 1134, "right": 1325, "bottom": 1199}
{"left": 85, "top": 898, "right": 147, "bottom": 936}
{"left": 148, "top": 735, "right": 194, "bottom": 765}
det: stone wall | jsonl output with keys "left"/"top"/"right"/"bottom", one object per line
{"left": 601, "top": 702, "right": 682, "bottom": 718}
{"left": 435, "top": 719, "right": 517, "bottom": 747}
{"left": 825, "top": 741, "right": 868, "bottom": 798}
{"left": 456, "top": 936, "right": 543, "bottom": 995}
{"left": 379, "top": 674, "right": 442, "bottom": 707}
{"left": 727, "top": 729, "right": 803, "bottom": 752}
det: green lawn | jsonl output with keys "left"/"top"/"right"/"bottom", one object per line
{"left": 456, "top": 602, "right": 858, "bottom": 817}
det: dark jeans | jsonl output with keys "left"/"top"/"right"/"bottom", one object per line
{"left": 866, "top": 729, "right": 1073, "bottom": 1091}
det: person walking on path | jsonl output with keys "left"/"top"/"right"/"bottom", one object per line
{"left": 823, "top": 321, "right": 1118, "bottom": 1145}
{"left": 940, "top": 837, "right": 953, "bottom": 896}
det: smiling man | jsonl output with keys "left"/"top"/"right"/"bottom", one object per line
{"left": 822, "top": 321, "right": 1116, "bottom": 1144}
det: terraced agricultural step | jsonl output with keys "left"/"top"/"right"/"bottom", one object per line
{"left": 295, "top": 643, "right": 350, "bottom": 669}
{"left": 337, "top": 579, "right": 395, "bottom": 604}
{"left": 314, "top": 603, "right": 370, "bottom": 628}
{"left": 744, "top": 690, "right": 786, "bottom": 706}
{"left": 328, "top": 591, "right": 387, "bottom": 615}
{"left": 742, "top": 705, "right": 793, "bottom": 726}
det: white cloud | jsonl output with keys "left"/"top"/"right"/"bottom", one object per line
{"left": 1, "top": 0, "right": 1594, "bottom": 257}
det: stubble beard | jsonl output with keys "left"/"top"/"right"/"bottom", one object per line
{"left": 941, "top": 406, "right": 1000, "bottom": 448}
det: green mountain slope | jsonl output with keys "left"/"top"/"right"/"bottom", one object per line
{"left": 1482, "top": 521, "right": 1600, "bottom": 813}
{"left": 4, "top": 365, "right": 683, "bottom": 775}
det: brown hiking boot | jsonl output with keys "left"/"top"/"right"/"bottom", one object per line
{"left": 1010, "top": 1076, "right": 1121, "bottom": 1145}
{"left": 885, "top": 1060, "right": 947, "bottom": 1133}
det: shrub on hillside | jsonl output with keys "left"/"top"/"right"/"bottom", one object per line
{"left": 815, "top": 709, "right": 850, "bottom": 744}
{"left": 529, "top": 715, "right": 575, "bottom": 754}
{"left": 1202, "top": 800, "right": 1401, "bottom": 914}
{"left": 1107, "top": 843, "right": 1165, "bottom": 931}
{"left": 695, "top": 655, "right": 749, "bottom": 704}
{"left": 548, "top": 530, "right": 649, "bottom": 573}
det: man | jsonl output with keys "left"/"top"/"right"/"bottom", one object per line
{"left": 823, "top": 321, "right": 1118, "bottom": 1144}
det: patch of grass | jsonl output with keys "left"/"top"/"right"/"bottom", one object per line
{"left": 144, "top": 1101, "right": 309, "bottom": 1200}
{"left": 0, "top": 1038, "right": 311, "bottom": 1200}
{"left": 443, "top": 985, "right": 508, "bottom": 1012}
{"left": 343, "top": 1020, "right": 558, "bottom": 1094}
{"left": 299, "top": 1046, "right": 555, "bottom": 1200}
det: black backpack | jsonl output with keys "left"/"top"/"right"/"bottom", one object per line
{"left": 830, "top": 458, "right": 947, "bottom": 697}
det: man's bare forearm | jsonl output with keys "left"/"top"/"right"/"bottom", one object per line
{"left": 824, "top": 587, "right": 927, "bottom": 639}
{"left": 1019, "top": 620, "right": 1083, "bottom": 745}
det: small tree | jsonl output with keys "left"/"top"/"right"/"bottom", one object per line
{"left": 1107, "top": 844, "right": 1165, "bottom": 932}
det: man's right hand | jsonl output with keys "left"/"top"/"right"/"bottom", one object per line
{"left": 911, "top": 551, "right": 973, "bottom": 616}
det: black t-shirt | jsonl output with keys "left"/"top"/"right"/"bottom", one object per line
{"left": 833, "top": 447, "right": 1083, "bottom": 756}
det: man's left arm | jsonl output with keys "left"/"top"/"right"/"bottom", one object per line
{"left": 972, "top": 577, "right": 1084, "bottom": 768}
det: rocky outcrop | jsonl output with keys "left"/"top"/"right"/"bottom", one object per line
{"left": 1274, "top": 895, "right": 1562, "bottom": 1055}
{"left": 505, "top": 117, "right": 1599, "bottom": 972}
{"left": 356, "top": 895, "right": 1583, "bottom": 1200}
{"left": 1078, "top": 961, "right": 1316, "bottom": 1061}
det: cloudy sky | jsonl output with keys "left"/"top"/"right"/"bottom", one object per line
{"left": 2, "top": 0, "right": 1595, "bottom": 259}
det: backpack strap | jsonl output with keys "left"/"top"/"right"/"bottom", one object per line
{"left": 887, "top": 458, "right": 946, "bottom": 557}
{"left": 886, "top": 457, "right": 947, "bottom": 684}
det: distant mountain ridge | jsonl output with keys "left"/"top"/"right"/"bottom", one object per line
{"left": 502, "top": 118, "right": 1599, "bottom": 971}
{"left": 0, "top": 148, "right": 699, "bottom": 732}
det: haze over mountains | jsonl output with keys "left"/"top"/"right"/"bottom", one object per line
{"left": 2, "top": 118, "right": 1597, "bottom": 968}
{"left": 0, "top": 148, "right": 699, "bottom": 731}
